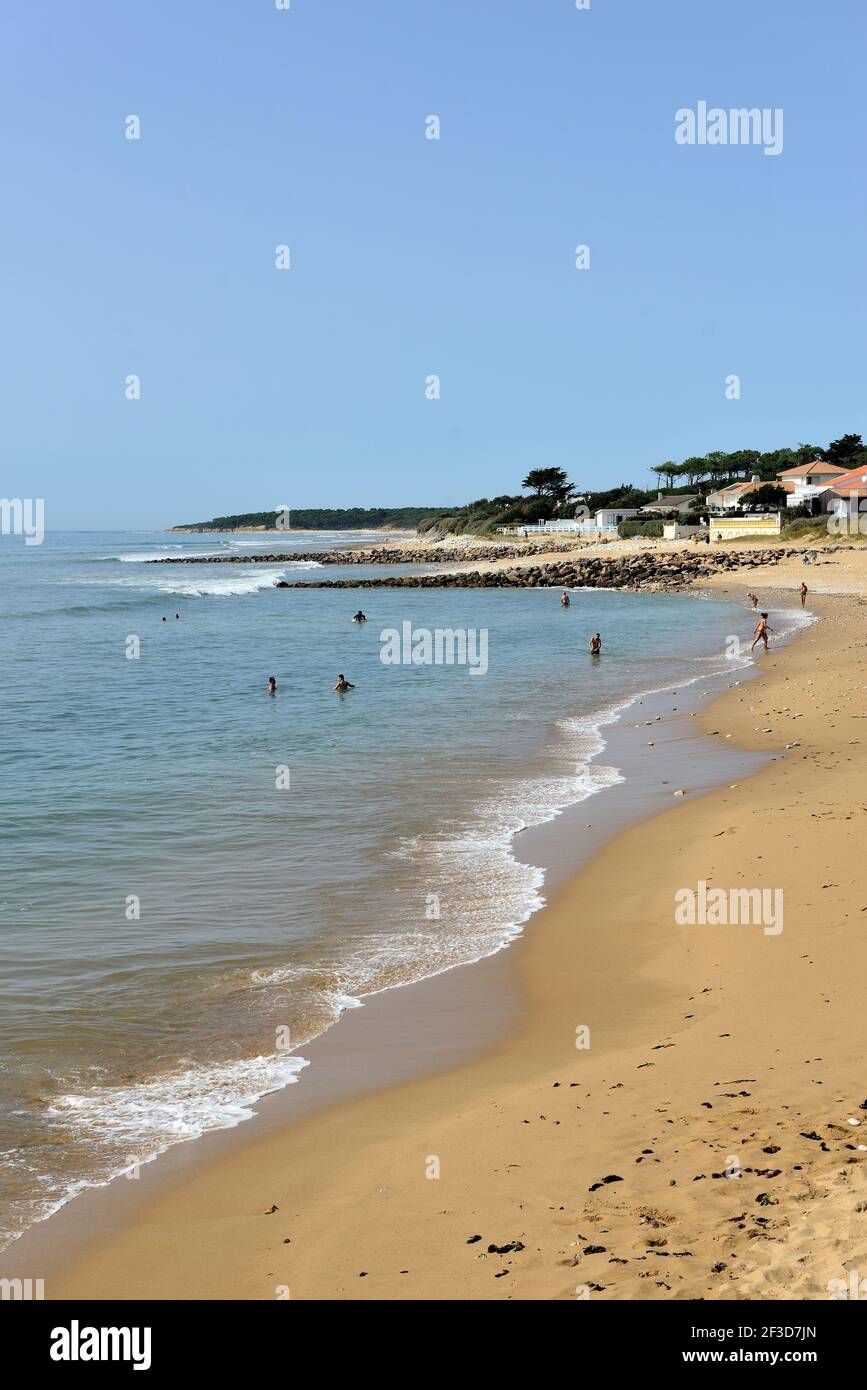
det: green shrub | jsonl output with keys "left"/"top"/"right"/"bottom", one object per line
{"left": 618, "top": 519, "right": 664, "bottom": 538}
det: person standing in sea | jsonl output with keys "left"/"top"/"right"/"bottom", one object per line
{"left": 751, "top": 613, "right": 772, "bottom": 651}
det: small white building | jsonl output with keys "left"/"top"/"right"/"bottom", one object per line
{"left": 594, "top": 507, "right": 642, "bottom": 530}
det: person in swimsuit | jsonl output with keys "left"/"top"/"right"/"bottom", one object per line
{"left": 560, "top": 592, "right": 570, "bottom": 608}
{"left": 800, "top": 581, "right": 808, "bottom": 608}
{"left": 748, "top": 592, "right": 758, "bottom": 609}
{"left": 267, "top": 676, "right": 277, "bottom": 695}
{"left": 333, "top": 674, "right": 355, "bottom": 692}
{"left": 352, "top": 610, "right": 367, "bottom": 623}
{"left": 751, "top": 613, "right": 772, "bottom": 651}
{"left": 589, "top": 632, "right": 602, "bottom": 655}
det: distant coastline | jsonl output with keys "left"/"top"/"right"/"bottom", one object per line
{"left": 165, "top": 524, "right": 417, "bottom": 536}
{"left": 168, "top": 506, "right": 455, "bottom": 533}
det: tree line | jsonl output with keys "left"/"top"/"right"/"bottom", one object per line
{"left": 417, "top": 435, "right": 865, "bottom": 536}
{"left": 174, "top": 506, "right": 455, "bottom": 532}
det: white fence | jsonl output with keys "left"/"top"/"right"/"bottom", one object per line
{"left": 496, "top": 521, "right": 616, "bottom": 536}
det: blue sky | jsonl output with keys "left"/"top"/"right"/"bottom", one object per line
{"left": 1, "top": 0, "right": 864, "bottom": 528}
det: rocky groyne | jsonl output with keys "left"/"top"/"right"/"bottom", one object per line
{"left": 147, "top": 541, "right": 581, "bottom": 566}
{"left": 276, "top": 549, "right": 787, "bottom": 592}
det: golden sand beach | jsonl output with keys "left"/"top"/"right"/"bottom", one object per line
{"left": 25, "top": 543, "right": 865, "bottom": 1302}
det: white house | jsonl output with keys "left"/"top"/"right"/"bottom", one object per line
{"left": 776, "top": 459, "right": 848, "bottom": 508}
{"left": 706, "top": 475, "right": 795, "bottom": 511}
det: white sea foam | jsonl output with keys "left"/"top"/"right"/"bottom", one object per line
{"left": 0, "top": 1052, "right": 310, "bottom": 1248}
{"left": 75, "top": 565, "right": 319, "bottom": 597}
{"left": 111, "top": 548, "right": 226, "bottom": 562}
{"left": 49, "top": 1053, "right": 308, "bottom": 1145}
{"left": 106, "top": 547, "right": 325, "bottom": 566}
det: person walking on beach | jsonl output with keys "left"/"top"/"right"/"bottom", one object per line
{"left": 751, "top": 613, "right": 773, "bottom": 652}
{"left": 560, "top": 591, "right": 570, "bottom": 608}
{"left": 800, "top": 581, "right": 808, "bottom": 608}
{"left": 589, "top": 632, "right": 602, "bottom": 655}
{"left": 333, "top": 674, "right": 355, "bottom": 692}
{"left": 267, "top": 676, "right": 277, "bottom": 695}
{"left": 748, "top": 592, "right": 759, "bottom": 609}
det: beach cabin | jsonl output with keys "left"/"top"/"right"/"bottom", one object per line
{"left": 663, "top": 521, "right": 702, "bottom": 540}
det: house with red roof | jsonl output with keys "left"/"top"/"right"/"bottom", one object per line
{"left": 814, "top": 464, "right": 867, "bottom": 529}
{"left": 820, "top": 462, "right": 867, "bottom": 492}
{"left": 775, "top": 459, "right": 848, "bottom": 508}
{"left": 707, "top": 475, "right": 794, "bottom": 511}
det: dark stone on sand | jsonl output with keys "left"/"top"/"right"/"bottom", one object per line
{"left": 191, "top": 544, "right": 796, "bottom": 594}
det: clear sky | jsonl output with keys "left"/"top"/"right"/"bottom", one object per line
{"left": 2, "top": 0, "right": 864, "bottom": 528}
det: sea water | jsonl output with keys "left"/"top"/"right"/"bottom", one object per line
{"left": 0, "top": 530, "right": 804, "bottom": 1244}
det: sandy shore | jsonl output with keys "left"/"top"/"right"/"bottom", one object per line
{"left": 15, "top": 560, "right": 867, "bottom": 1301}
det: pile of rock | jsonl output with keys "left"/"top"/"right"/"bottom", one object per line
{"left": 148, "top": 540, "right": 581, "bottom": 566}
{"left": 278, "top": 548, "right": 786, "bottom": 592}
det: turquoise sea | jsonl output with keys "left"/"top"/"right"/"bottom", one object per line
{"left": 0, "top": 530, "right": 801, "bottom": 1246}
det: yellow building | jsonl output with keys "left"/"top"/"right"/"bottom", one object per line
{"left": 709, "top": 513, "right": 782, "bottom": 541}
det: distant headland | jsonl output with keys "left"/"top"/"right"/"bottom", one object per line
{"left": 167, "top": 507, "right": 455, "bottom": 533}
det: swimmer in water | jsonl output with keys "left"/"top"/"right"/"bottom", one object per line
{"left": 560, "top": 592, "right": 570, "bottom": 608}
{"left": 589, "top": 632, "right": 602, "bottom": 655}
{"left": 333, "top": 674, "right": 355, "bottom": 692}
{"left": 352, "top": 610, "right": 367, "bottom": 623}
{"left": 267, "top": 676, "right": 277, "bottom": 695}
